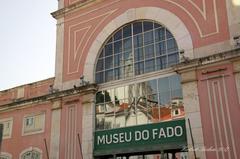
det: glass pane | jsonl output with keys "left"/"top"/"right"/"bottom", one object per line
{"left": 105, "top": 56, "right": 113, "bottom": 69}
{"left": 104, "top": 89, "right": 115, "bottom": 102}
{"left": 156, "top": 56, "right": 167, "bottom": 70}
{"left": 114, "top": 53, "right": 123, "bottom": 67}
{"left": 114, "top": 40, "right": 122, "bottom": 54}
{"left": 105, "top": 43, "right": 113, "bottom": 56}
{"left": 123, "top": 37, "right": 132, "bottom": 51}
{"left": 133, "top": 34, "right": 143, "bottom": 48}
{"left": 146, "top": 79, "right": 157, "bottom": 94}
{"left": 115, "top": 100, "right": 128, "bottom": 128}
{"left": 96, "top": 114, "right": 104, "bottom": 130}
{"left": 145, "top": 59, "right": 155, "bottom": 73}
{"left": 136, "top": 96, "right": 148, "bottom": 124}
{"left": 105, "top": 69, "right": 114, "bottom": 82}
{"left": 114, "top": 67, "right": 123, "bottom": 80}
{"left": 158, "top": 77, "right": 171, "bottom": 105}
{"left": 155, "top": 41, "right": 166, "bottom": 56}
{"left": 125, "top": 84, "right": 135, "bottom": 98}
{"left": 143, "top": 21, "right": 153, "bottom": 31}
{"left": 114, "top": 29, "right": 122, "bottom": 41}
{"left": 155, "top": 27, "right": 165, "bottom": 42}
{"left": 106, "top": 37, "right": 113, "bottom": 44}
{"left": 133, "top": 21, "right": 142, "bottom": 35}
{"left": 167, "top": 38, "right": 178, "bottom": 53}
{"left": 123, "top": 24, "right": 132, "bottom": 38}
{"left": 99, "top": 50, "right": 104, "bottom": 58}
{"left": 134, "top": 62, "right": 144, "bottom": 75}
{"left": 96, "top": 91, "right": 104, "bottom": 104}
{"left": 166, "top": 29, "right": 173, "bottom": 39}
{"left": 144, "top": 31, "right": 154, "bottom": 45}
{"left": 144, "top": 44, "right": 154, "bottom": 59}
{"left": 154, "top": 23, "right": 162, "bottom": 28}
{"left": 126, "top": 108, "right": 137, "bottom": 126}
{"left": 134, "top": 47, "right": 144, "bottom": 62}
{"left": 115, "top": 87, "right": 125, "bottom": 100}
{"left": 124, "top": 65, "right": 133, "bottom": 78}
{"left": 169, "top": 75, "right": 182, "bottom": 99}
{"left": 96, "top": 59, "right": 104, "bottom": 72}
{"left": 136, "top": 82, "right": 147, "bottom": 97}
{"left": 123, "top": 50, "right": 133, "bottom": 61}
{"left": 104, "top": 113, "right": 114, "bottom": 130}
{"left": 95, "top": 72, "right": 104, "bottom": 83}
{"left": 168, "top": 52, "right": 179, "bottom": 66}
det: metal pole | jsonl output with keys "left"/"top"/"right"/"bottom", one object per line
{"left": 0, "top": 123, "right": 3, "bottom": 155}
{"left": 188, "top": 118, "right": 197, "bottom": 159}
{"left": 77, "top": 133, "right": 84, "bottom": 159}
{"left": 44, "top": 138, "right": 50, "bottom": 159}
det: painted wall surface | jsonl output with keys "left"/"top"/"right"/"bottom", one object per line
{"left": 0, "top": 78, "right": 54, "bottom": 106}
{"left": 0, "top": 103, "right": 52, "bottom": 159}
{"left": 61, "top": 0, "right": 229, "bottom": 82}
{"left": 197, "top": 64, "right": 240, "bottom": 159}
{"left": 59, "top": 97, "right": 83, "bottom": 159}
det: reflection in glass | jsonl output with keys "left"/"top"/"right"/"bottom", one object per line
{"left": 144, "top": 31, "right": 154, "bottom": 45}
{"left": 133, "top": 22, "right": 142, "bottom": 35}
{"left": 145, "top": 59, "right": 155, "bottom": 73}
{"left": 133, "top": 34, "right": 143, "bottom": 48}
{"left": 105, "top": 44, "right": 113, "bottom": 56}
{"left": 95, "top": 74, "right": 184, "bottom": 130}
{"left": 114, "top": 41, "right": 122, "bottom": 54}
{"left": 146, "top": 80, "right": 157, "bottom": 94}
{"left": 134, "top": 62, "right": 144, "bottom": 75}
{"left": 95, "top": 20, "right": 179, "bottom": 84}
{"left": 144, "top": 44, "right": 154, "bottom": 59}
{"left": 105, "top": 56, "right": 113, "bottom": 69}
{"left": 123, "top": 25, "right": 132, "bottom": 38}
{"left": 123, "top": 38, "right": 132, "bottom": 51}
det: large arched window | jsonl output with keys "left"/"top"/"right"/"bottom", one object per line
{"left": 95, "top": 20, "right": 179, "bottom": 84}
{"left": 95, "top": 20, "right": 184, "bottom": 131}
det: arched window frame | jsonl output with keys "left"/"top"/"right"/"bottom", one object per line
{"left": 95, "top": 20, "right": 180, "bottom": 84}
{"left": 0, "top": 152, "right": 12, "bottom": 159}
{"left": 19, "top": 147, "right": 42, "bottom": 159}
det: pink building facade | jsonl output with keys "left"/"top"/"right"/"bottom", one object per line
{"left": 1, "top": 0, "right": 240, "bottom": 159}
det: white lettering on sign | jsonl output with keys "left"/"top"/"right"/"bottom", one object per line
{"left": 175, "top": 126, "right": 183, "bottom": 137}
{"left": 96, "top": 125, "right": 184, "bottom": 145}
{"left": 135, "top": 131, "right": 141, "bottom": 141}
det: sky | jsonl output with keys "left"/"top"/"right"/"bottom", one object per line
{"left": 0, "top": 1, "right": 58, "bottom": 91}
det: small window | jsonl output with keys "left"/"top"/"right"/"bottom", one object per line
{"left": 0, "top": 118, "right": 13, "bottom": 139}
{"left": 173, "top": 109, "right": 180, "bottom": 116}
{"left": 23, "top": 113, "right": 45, "bottom": 135}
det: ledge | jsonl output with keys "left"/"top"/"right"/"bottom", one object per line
{"left": 174, "top": 48, "right": 240, "bottom": 73}
{"left": 0, "top": 84, "right": 98, "bottom": 112}
{"left": 51, "top": 0, "right": 98, "bottom": 19}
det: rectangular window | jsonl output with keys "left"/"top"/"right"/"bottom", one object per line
{"left": 0, "top": 118, "right": 13, "bottom": 139}
{"left": 23, "top": 113, "right": 45, "bottom": 135}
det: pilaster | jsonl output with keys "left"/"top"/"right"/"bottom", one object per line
{"left": 49, "top": 100, "right": 62, "bottom": 159}
{"left": 233, "top": 60, "right": 240, "bottom": 104}
{"left": 81, "top": 93, "right": 95, "bottom": 159}
{"left": 180, "top": 69, "right": 206, "bottom": 159}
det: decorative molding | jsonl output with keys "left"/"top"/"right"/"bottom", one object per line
{"left": 0, "top": 84, "right": 98, "bottom": 112}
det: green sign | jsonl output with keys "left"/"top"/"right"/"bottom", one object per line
{"left": 94, "top": 119, "right": 187, "bottom": 156}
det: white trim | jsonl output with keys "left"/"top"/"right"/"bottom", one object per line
{"left": 21, "top": 112, "right": 46, "bottom": 136}
{"left": 0, "top": 152, "right": 12, "bottom": 159}
{"left": 83, "top": 7, "right": 193, "bottom": 83}
{"left": 0, "top": 117, "right": 13, "bottom": 139}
